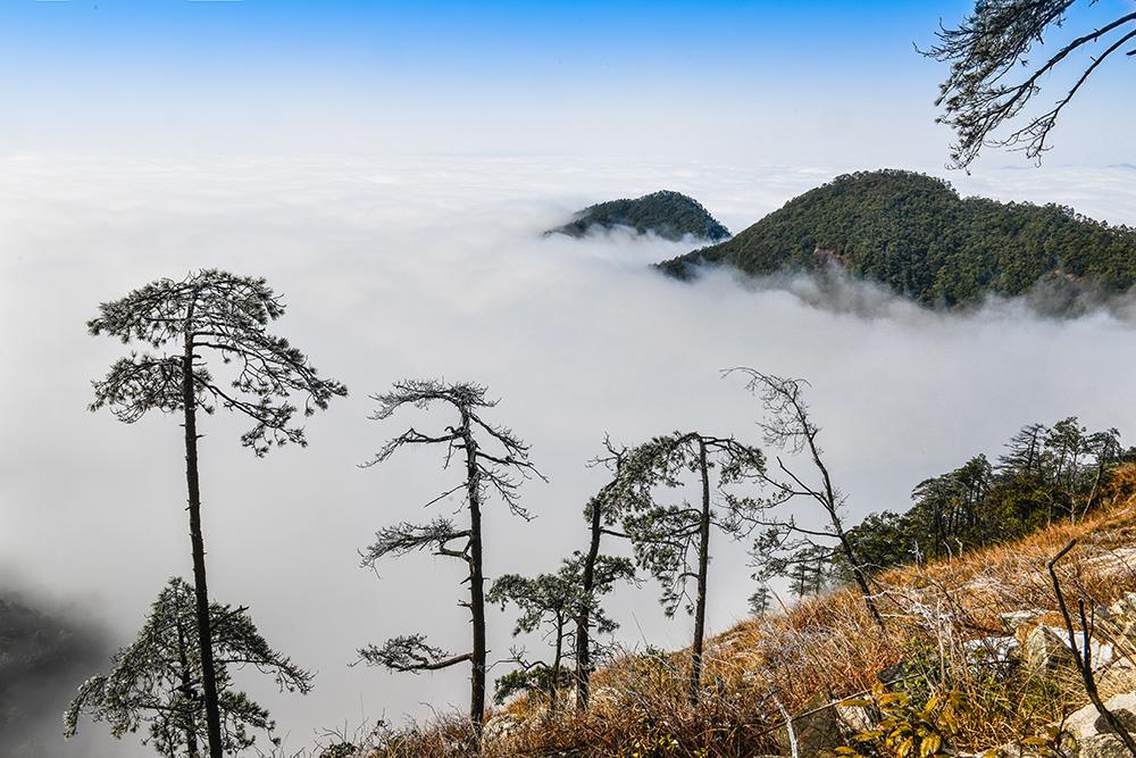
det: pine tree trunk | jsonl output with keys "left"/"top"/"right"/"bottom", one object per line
{"left": 464, "top": 424, "right": 487, "bottom": 738}
{"left": 689, "top": 440, "right": 711, "bottom": 706}
{"left": 807, "top": 432, "right": 884, "bottom": 629}
{"left": 837, "top": 528, "right": 884, "bottom": 628}
{"left": 550, "top": 620, "right": 563, "bottom": 714}
{"left": 176, "top": 620, "right": 199, "bottom": 757}
{"left": 575, "top": 496, "right": 603, "bottom": 711}
{"left": 182, "top": 332, "right": 223, "bottom": 758}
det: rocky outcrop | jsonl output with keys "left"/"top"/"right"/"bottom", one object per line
{"left": 970, "top": 694, "right": 1136, "bottom": 757}
{"left": 1063, "top": 694, "right": 1136, "bottom": 758}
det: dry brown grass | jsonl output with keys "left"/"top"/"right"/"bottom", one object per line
{"left": 353, "top": 466, "right": 1136, "bottom": 757}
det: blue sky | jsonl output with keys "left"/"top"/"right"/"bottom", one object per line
{"left": 1, "top": 1, "right": 1132, "bottom": 165}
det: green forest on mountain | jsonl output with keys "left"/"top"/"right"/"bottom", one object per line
{"left": 660, "top": 170, "right": 1136, "bottom": 308}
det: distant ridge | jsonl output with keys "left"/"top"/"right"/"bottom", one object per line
{"left": 659, "top": 169, "right": 1136, "bottom": 309}
{"left": 545, "top": 190, "right": 730, "bottom": 242}
{"left": 0, "top": 593, "right": 107, "bottom": 754}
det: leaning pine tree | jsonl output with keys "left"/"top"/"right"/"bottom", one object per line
{"left": 727, "top": 368, "right": 884, "bottom": 628}
{"left": 65, "top": 577, "right": 313, "bottom": 757}
{"left": 574, "top": 436, "right": 633, "bottom": 711}
{"left": 357, "top": 379, "right": 544, "bottom": 740}
{"left": 87, "top": 270, "right": 346, "bottom": 758}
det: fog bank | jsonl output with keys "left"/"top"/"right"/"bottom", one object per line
{"left": 2, "top": 155, "right": 1135, "bottom": 756}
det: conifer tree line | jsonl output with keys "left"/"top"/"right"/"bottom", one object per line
{"left": 68, "top": 269, "right": 1132, "bottom": 756}
{"left": 837, "top": 417, "right": 1128, "bottom": 581}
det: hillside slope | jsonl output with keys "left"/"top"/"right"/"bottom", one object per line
{"left": 482, "top": 470, "right": 1136, "bottom": 756}
{"left": 659, "top": 170, "right": 1136, "bottom": 308}
{"left": 332, "top": 470, "right": 1136, "bottom": 757}
{"left": 546, "top": 190, "right": 731, "bottom": 242}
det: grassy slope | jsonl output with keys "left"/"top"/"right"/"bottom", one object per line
{"left": 470, "top": 466, "right": 1136, "bottom": 756}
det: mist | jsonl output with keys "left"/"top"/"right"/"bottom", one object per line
{"left": 2, "top": 154, "right": 1135, "bottom": 756}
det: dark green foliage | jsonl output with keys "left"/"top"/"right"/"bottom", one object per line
{"left": 546, "top": 190, "right": 730, "bottom": 242}
{"left": 610, "top": 430, "right": 766, "bottom": 703}
{"left": 747, "top": 584, "right": 772, "bottom": 615}
{"left": 924, "top": 0, "right": 1136, "bottom": 167}
{"left": 493, "top": 665, "right": 574, "bottom": 707}
{"left": 490, "top": 555, "right": 632, "bottom": 642}
{"left": 611, "top": 433, "right": 765, "bottom": 617}
{"left": 87, "top": 270, "right": 345, "bottom": 758}
{"left": 64, "top": 578, "right": 312, "bottom": 757}
{"left": 488, "top": 554, "right": 633, "bottom": 707}
{"left": 844, "top": 417, "right": 1127, "bottom": 576}
{"left": 659, "top": 170, "right": 1136, "bottom": 309}
{"left": 88, "top": 269, "right": 348, "bottom": 456}
{"left": 575, "top": 438, "right": 636, "bottom": 712}
{"left": 786, "top": 545, "right": 834, "bottom": 599}
{"left": 356, "top": 634, "right": 471, "bottom": 673}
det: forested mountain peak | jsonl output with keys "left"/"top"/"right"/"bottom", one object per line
{"left": 659, "top": 169, "right": 1136, "bottom": 309}
{"left": 545, "top": 190, "right": 731, "bottom": 242}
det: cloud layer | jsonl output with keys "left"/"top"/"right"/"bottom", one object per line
{"left": 2, "top": 155, "right": 1135, "bottom": 755}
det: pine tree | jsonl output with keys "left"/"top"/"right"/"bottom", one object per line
{"left": 727, "top": 368, "right": 883, "bottom": 628}
{"left": 488, "top": 554, "right": 632, "bottom": 712}
{"left": 356, "top": 379, "right": 543, "bottom": 740}
{"left": 65, "top": 578, "right": 312, "bottom": 757}
{"left": 88, "top": 270, "right": 345, "bottom": 758}
{"left": 574, "top": 436, "right": 634, "bottom": 711}
{"left": 609, "top": 431, "right": 766, "bottom": 704}
{"left": 925, "top": 0, "right": 1136, "bottom": 167}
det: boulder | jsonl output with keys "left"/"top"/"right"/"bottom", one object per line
{"left": 965, "top": 635, "right": 1020, "bottom": 670}
{"left": 1023, "top": 624, "right": 1079, "bottom": 672}
{"left": 482, "top": 713, "right": 521, "bottom": 742}
{"left": 1000, "top": 609, "right": 1045, "bottom": 634}
{"left": 834, "top": 699, "right": 875, "bottom": 734}
{"left": 1022, "top": 624, "right": 1116, "bottom": 673}
{"left": 317, "top": 744, "right": 358, "bottom": 758}
{"left": 773, "top": 696, "right": 845, "bottom": 756}
{"left": 877, "top": 661, "right": 907, "bottom": 685}
{"left": 1108, "top": 593, "right": 1136, "bottom": 640}
{"left": 969, "top": 694, "right": 1136, "bottom": 757}
{"left": 1062, "top": 693, "right": 1136, "bottom": 757}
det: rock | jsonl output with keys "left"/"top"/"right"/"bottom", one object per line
{"left": 1062, "top": 692, "right": 1136, "bottom": 757}
{"left": 482, "top": 713, "right": 521, "bottom": 742}
{"left": 775, "top": 695, "right": 886, "bottom": 755}
{"left": 834, "top": 700, "right": 875, "bottom": 733}
{"left": 963, "top": 723, "right": 1073, "bottom": 757}
{"left": 1000, "top": 609, "right": 1045, "bottom": 633}
{"left": 1108, "top": 593, "right": 1136, "bottom": 640}
{"left": 1023, "top": 624, "right": 1079, "bottom": 672}
{"left": 1022, "top": 624, "right": 1116, "bottom": 673}
{"left": 588, "top": 685, "right": 620, "bottom": 707}
{"left": 877, "top": 661, "right": 907, "bottom": 684}
{"left": 965, "top": 636, "right": 1020, "bottom": 669}
{"left": 969, "top": 693, "right": 1136, "bottom": 757}
{"left": 317, "top": 744, "right": 358, "bottom": 758}
{"left": 773, "top": 696, "right": 845, "bottom": 756}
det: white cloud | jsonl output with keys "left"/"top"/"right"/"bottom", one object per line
{"left": 2, "top": 154, "right": 1135, "bottom": 755}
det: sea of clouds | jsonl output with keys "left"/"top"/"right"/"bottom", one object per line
{"left": 2, "top": 154, "right": 1135, "bottom": 756}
